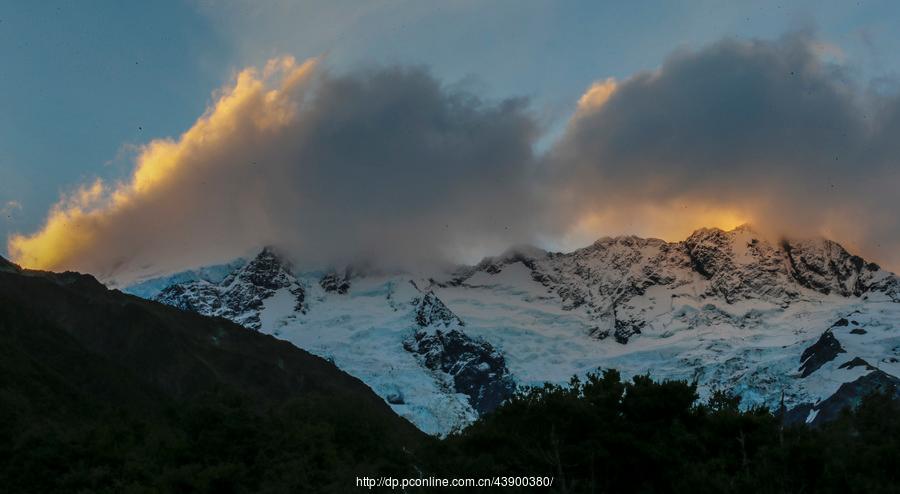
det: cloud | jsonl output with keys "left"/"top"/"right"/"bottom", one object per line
{"left": 10, "top": 32, "right": 900, "bottom": 280}
{"left": 575, "top": 78, "right": 617, "bottom": 114}
{"left": 547, "top": 33, "right": 900, "bottom": 270}
{"left": 8, "top": 56, "right": 540, "bottom": 282}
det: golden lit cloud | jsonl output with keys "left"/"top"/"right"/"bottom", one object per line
{"left": 548, "top": 34, "right": 900, "bottom": 272}
{"left": 575, "top": 78, "right": 616, "bottom": 114}
{"left": 564, "top": 200, "right": 753, "bottom": 248}
{"left": 9, "top": 56, "right": 319, "bottom": 278}
{"left": 8, "top": 180, "right": 109, "bottom": 270}
{"left": 7, "top": 56, "right": 539, "bottom": 282}
{"left": 9, "top": 33, "right": 900, "bottom": 280}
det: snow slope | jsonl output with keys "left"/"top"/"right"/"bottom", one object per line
{"left": 128, "top": 226, "right": 900, "bottom": 435}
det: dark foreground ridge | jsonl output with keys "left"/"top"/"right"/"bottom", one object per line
{"left": 0, "top": 256, "right": 424, "bottom": 492}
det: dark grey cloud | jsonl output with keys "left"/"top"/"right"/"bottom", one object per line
{"left": 548, "top": 33, "right": 900, "bottom": 268}
{"left": 264, "top": 65, "right": 542, "bottom": 268}
{"left": 11, "top": 33, "right": 900, "bottom": 280}
{"left": 9, "top": 58, "right": 542, "bottom": 282}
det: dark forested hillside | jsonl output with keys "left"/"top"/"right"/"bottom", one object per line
{"left": 0, "top": 258, "right": 425, "bottom": 493}
{"left": 432, "top": 370, "right": 900, "bottom": 493}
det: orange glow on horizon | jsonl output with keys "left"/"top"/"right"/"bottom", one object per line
{"left": 562, "top": 201, "right": 754, "bottom": 249}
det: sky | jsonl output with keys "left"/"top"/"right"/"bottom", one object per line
{"left": 3, "top": 1, "right": 900, "bottom": 282}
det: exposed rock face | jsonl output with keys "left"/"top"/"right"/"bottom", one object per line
{"left": 456, "top": 236, "right": 699, "bottom": 343}
{"left": 319, "top": 271, "right": 351, "bottom": 294}
{"left": 799, "top": 329, "right": 846, "bottom": 378}
{"left": 613, "top": 316, "right": 644, "bottom": 345}
{"left": 453, "top": 225, "right": 900, "bottom": 344}
{"left": 155, "top": 282, "right": 221, "bottom": 313}
{"left": 788, "top": 370, "right": 900, "bottom": 426}
{"left": 404, "top": 290, "right": 515, "bottom": 414}
{"left": 405, "top": 328, "right": 516, "bottom": 414}
{"left": 870, "top": 275, "right": 900, "bottom": 303}
{"left": 414, "top": 290, "right": 465, "bottom": 328}
{"left": 155, "top": 248, "right": 305, "bottom": 330}
{"left": 152, "top": 257, "right": 518, "bottom": 424}
{"left": 684, "top": 227, "right": 797, "bottom": 302}
{"left": 838, "top": 357, "right": 876, "bottom": 371}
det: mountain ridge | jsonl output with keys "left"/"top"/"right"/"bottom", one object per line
{"left": 0, "top": 258, "right": 423, "bottom": 436}
{"left": 0, "top": 260, "right": 427, "bottom": 491}
{"left": 128, "top": 226, "right": 900, "bottom": 434}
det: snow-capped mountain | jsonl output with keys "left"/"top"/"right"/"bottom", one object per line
{"left": 129, "top": 226, "right": 900, "bottom": 435}
{"left": 154, "top": 248, "right": 306, "bottom": 330}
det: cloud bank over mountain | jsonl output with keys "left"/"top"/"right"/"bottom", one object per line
{"left": 9, "top": 33, "right": 900, "bottom": 281}
{"left": 548, "top": 33, "right": 900, "bottom": 260}
{"left": 8, "top": 57, "right": 541, "bottom": 281}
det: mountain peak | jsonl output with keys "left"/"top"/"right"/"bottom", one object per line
{"left": 683, "top": 224, "right": 763, "bottom": 249}
{"left": 590, "top": 234, "right": 667, "bottom": 249}
{"left": 232, "top": 247, "right": 296, "bottom": 287}
{"left": 731, "top": 222, "right": 756, "bottom": 233}
{"left": 254, "top": 245, "right": 289, "bottom": 265}
{"left": 156, "top": 246, "right": 307, "bottom": 330}
{"left": 494, "top": 244, "right": 547, "bottom": 263}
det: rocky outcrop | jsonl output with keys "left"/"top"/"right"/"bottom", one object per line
{"left": 684, "top": 226, "right": 797, "bottom": 303}
{"left": 319, "top": 271, "right": 351, "bottom": 294}
{"left": 155, "top": 247, "right": 305, "bottom": 330}
{"left": 799, "top": 329, "right": 846, "bottom": 378}
{"left": 453, "top": 225, "right": 898, "bottom": 345}
{"left": 414, "top": 290, "right": 465, "bottom": 328}
{"left": 788, "top": 370, "right": 900, "bottom": 426}
{"left": 869, "top": 274, "right": 900, "bottom": 303}
{"left": 784, "top": 239, "right": 878, "bottom": 297}
{"left": 156, "top": 282, "right": 222, "bottom": 313}
{"left": 613, "top": 318, "right": 644, "bottom": 344}
{"left": 838, "top": 357, "right": 876, "bottom": 371}
{"left": 404, "top": 290, "right": 514, "bottom": 414}
{"left": 404, "top": 327, "right": 516, "bottom": 414}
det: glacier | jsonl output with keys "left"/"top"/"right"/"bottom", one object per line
{"left": 127, "top": 226, "right": 900, "bottom": 436}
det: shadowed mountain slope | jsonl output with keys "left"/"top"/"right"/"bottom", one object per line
{"left": 0, "top": 256, "right": 424, "bottom": 492}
